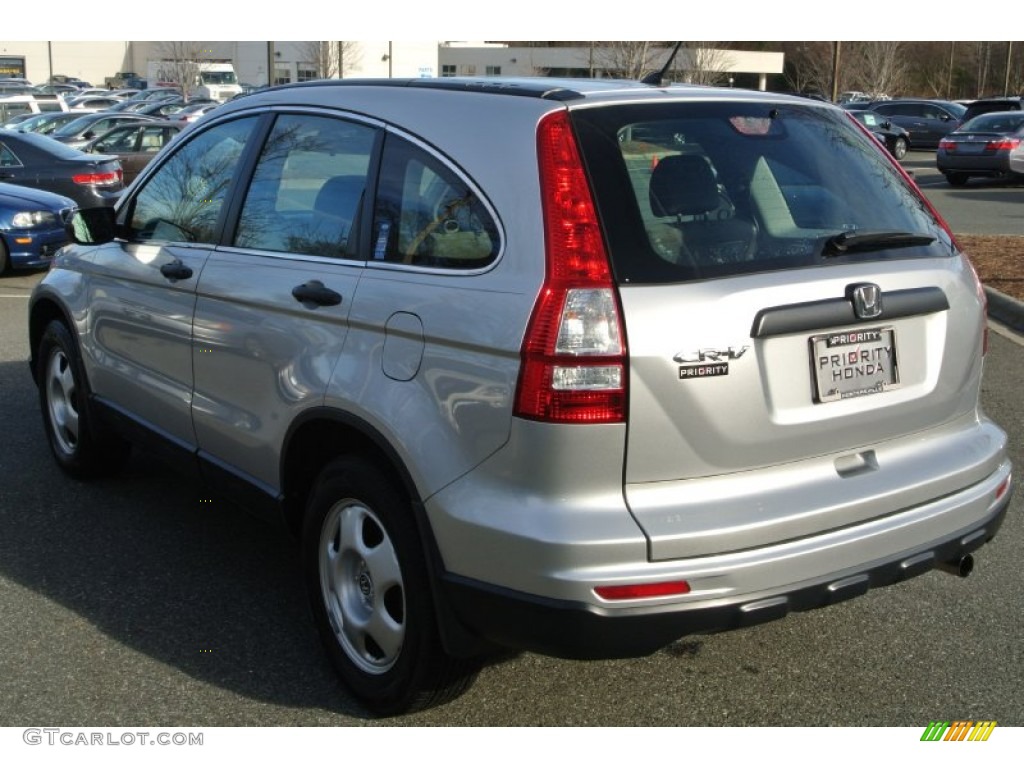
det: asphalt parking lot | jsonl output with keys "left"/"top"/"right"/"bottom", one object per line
{"left": 0, "top": 155, "right": 1022, "bottom": 727}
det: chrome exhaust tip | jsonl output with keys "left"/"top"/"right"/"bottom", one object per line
{"left": 936, "top": 554, "right": 974, "bottom": 578}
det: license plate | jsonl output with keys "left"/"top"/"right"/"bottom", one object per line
{"left": 811, "top": 327, "right": 899, "bottom": 403}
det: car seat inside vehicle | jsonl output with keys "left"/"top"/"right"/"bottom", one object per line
{"left": 647, "top": 153, "right": 756, "bottom": 266}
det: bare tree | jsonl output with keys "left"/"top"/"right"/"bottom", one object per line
{"left": 296, "top": 41, "right": 362, "bottom": 79}
{"left": 677, "top": 42, "right": 735, "bottom": 86}
{"left": 593, "top": 42, "right": 661, "bottom": 80}
{"left": 154, "top": 41, "right": 207, "bottom": 99}
{"left": 845, "top": 42, "right": 909, "bottom": 99}
{"left": 783, "top": 41, "right": 835, "bottom": 95}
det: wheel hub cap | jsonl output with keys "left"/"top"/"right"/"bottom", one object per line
{"left": 319, "top": 501, "right": 405, "bottom": 675}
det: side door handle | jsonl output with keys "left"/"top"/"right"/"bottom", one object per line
{"left": 292, "top": 280, "right": 342, "bottom": 307}
{"left": 160, "top": 259, "right": 193, "bottom": 280}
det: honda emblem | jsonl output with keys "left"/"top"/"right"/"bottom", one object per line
{"left": 850, "top": 283, "right": 883, "bottom": 319}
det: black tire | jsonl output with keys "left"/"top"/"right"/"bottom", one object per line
{"left": 36, "top": 319, "right": 130, "bottom": 479}
{"left": 892, "top": 136, "right": 908, "bottom": 160}
{"left": 0, "top": 239, "right": 9, "bottom": 275}
{"left": 945, "top": 172, "right": 969, "bottom": 187}
{"left": 302, "top": 456, "right": 473, "bottom": 715}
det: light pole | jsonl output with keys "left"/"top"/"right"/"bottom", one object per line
{"left": 947, "top": 41, "right": 955, "bottom": 99}
{"left": 830, "top": 42, "right": 841, "bottom": 102}
{"left": 1004, "top": 41, "right": 1013, "bottom": 96}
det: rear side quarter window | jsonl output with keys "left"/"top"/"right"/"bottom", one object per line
{"left": 371, "top": 133, "right": 500, "bottom": 270}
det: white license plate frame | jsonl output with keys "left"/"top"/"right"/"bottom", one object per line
{"left": 811, "top": 326, "right": 900, "bottom": 403}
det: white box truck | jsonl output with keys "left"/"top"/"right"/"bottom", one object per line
{"left": 147, "top": 60, "right": 242, "bottom": 102}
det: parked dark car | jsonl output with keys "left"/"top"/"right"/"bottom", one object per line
{"left": 0, "top": 129, "right": 123, "bottom": 207}
{"left": 33, "top": 84, "right": 79, "bottom": 96}
{"left": 134, "top": 87, "right": 182, "bottom": 102}
{"left": 961, "top": 97, "right": 1023, "bottom": 123}
{"left": 869, "top": 99, "right": 966, "bottom": 149}
{"left": 936, "top": 110, "right": 1024, "bottom": 186}
{"left": 109, "top": 98, "right": 186, "bottom": 118}
{"left": 168, "top": 102, "right": 219, "bottom": 124}
{"left": 0, "top": 182, "right": 75, "bottom": 273}
{"left": 1, "top": 113, "right": 38, "bottom": 129}
{"left": 849, "top": 109, "right": 911, "bottom": 159}
{"left": 64, "top": 96, "right": 124, "bottom": 112}
{"left": 49, "top": 113, "right": 158, "bottom": 150}
{"left": 83, "top": 120, "right": 184, "bottom": 184}
{"left": 13, "top": 112, "right": 81, "bottom": 136}
{"left": 133, "top": 100, "right": 188, "bottom": 117}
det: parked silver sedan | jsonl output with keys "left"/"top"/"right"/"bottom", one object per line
{"left": 936, "top": 110, "right": 1024, "bottom": 186}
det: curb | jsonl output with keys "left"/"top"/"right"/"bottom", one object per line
{"left": 985, "top": 286, "right": 1024, "bottom": 334}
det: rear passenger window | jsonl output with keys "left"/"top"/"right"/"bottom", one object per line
{"left": 371, "top": 134, "right": 499, "bottom": 269}
{"left": 234, "top": 114, "right": 376, "bottom": 259}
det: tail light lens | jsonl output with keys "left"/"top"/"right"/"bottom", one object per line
{"left": 984, "top": 138, "right": 1021, "bottom": 151}
{"left": 514, "top": 110, "right": 626, "bottom": 424}
{"left": 938, "top": 139, "right": 957, "bottom": 151}
{"left": 72, "top": 168, "right": 122, "bottom": 186}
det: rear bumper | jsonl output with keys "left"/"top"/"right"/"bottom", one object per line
{"left": 937, "top": 153, "right": 1016, "bottom": 175}
{"left": 436, "top": 458, "right": 1012, "bottom": 659}
{"left": 442, "top": 476, "right": 1011, "bottom": 659}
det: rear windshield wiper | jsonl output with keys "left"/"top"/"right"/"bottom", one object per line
{"left": 822, "top": 231, "right": 936, "bottom": 257}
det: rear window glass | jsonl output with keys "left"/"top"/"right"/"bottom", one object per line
{"left": 572, "top": 101, "right": 953, "bottom": 284}
{"left": 960, "top": 113, "right": 1024, "bottom": 133}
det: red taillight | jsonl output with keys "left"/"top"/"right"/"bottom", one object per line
{"left": 984, "top": 138, "right": 1021, "bottom": 151}
{"left": 514, "top": 110, "right": 626, "bottom": 424}
{"left": 938, "top": 139, "right": 957, "bottom": 151}
{"left": 595, "top": 581, "right": 691, "bottom": 601}
{"left": 72, "top": 169, "right": 122, "bottom": 186}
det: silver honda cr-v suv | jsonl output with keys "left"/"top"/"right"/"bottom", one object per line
{"left": 28, "top": 78, "right": 1013, "bottom": 715}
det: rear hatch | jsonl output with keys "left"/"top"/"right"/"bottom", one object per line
{"left": 572, "top": 98, "right": 992, "bottom": 558}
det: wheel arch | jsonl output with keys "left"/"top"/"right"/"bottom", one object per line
{"left": 280, "top": 407, "right": 491, "bottom": 658}
{"left": 280, "top": 407, "right": 421, "bottom": 538}
{"left": 28, "top": 296, "right": 78, "bottom": 386}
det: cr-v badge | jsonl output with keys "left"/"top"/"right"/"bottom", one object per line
{"left": 674, "top": 346, "right": 749, "bottom": 379}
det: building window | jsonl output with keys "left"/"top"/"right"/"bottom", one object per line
{"left": 485, "top": 66, "right": 501, "bottom": 76}
{"left": 297, "top": 63, "right": 318, "bottom": 82}
{"left": 441, "top": 65, "right": 456, "bottom": 78}
{"left": 274, "top": 67, "right": 291, "bottom": 86}
{"left": 463, "top": 65, "right": 476, "bottom": 76}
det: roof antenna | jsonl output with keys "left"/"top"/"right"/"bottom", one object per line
{"left": 641, "top": 42, "right": 683, "bottom": 86}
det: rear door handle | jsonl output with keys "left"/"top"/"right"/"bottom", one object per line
{"left": 159, "top": 259, "right": 193, "bottom": 280}
{"left": 292, "top": 280, "right": 342, "bottom": 307}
